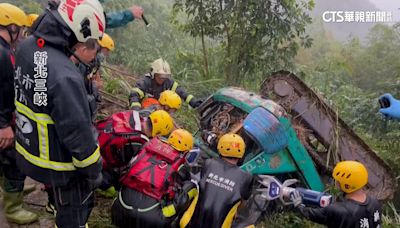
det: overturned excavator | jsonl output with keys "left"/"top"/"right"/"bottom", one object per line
{"left": 98, "top": 69, "right": 395, "bottom": 220}
{"left": 196, "top": 71, "right": 395, "bottom": 202}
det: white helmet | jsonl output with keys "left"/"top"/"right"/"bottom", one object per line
{"left": 57, "top": 0, "right": 105, "bottom": 42}
{"left": 151, "top": 58, "right": 171, "bottom": 76}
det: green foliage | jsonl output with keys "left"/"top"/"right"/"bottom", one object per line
{"left": 298, "top": 22, "right": 400, "bottom": 139}
{"left": 173, "top": 0, "right": 314, "bottom": 84}
{"left": 2, "top": 0, "right": 43, "bottom": 13}
{"left": 259, "top": 212, "right": 324, "bottom": 228}
{"left": 103, "top": 0, "right": 223, "bottom": 98}
{"left": 104, "top": 0, "right": 182, "bottom": 73}
{"left": 345, "top": 25, "right": 400, "bottom": 93}
{"left": 9, "top": 0, "right": 400, "bottom": 226}
{"left": 297, "top": 21, "right": 400, "bottom": 217}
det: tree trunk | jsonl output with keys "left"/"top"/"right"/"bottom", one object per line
{"left": 200, "top": 27, "right": 210, "bottom": 79}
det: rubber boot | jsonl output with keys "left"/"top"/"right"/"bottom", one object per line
{"left": 96, "top": 186, "right": 117, "bottom": 198}
{"left": 3, "top": 191, "right": 38, "bottom": 224}
{"left": 45, "top": 201, "right": 56, "bottom": 216}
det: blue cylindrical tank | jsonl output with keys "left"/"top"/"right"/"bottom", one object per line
{"left": 243, "top": 107, "right": 288, "bottom": 154}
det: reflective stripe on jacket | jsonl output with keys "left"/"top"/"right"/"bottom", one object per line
{"left": 14, "top": 11, "right": 101, "bottom": 186}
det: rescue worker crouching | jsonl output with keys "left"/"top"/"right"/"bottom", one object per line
{"left": 0, "top": 3, "right": 39, "bottom": 225}
{"left": 96, "top": 110, "right": 174, "bottom": 197}
{"left": 158, "top": 90, "right": 182, "bottom": 114}
{"left": 129, "top": 58, "right": 202, "bottom": 110}
{"left": 140, "top": 90, "right": 182, "bottom": 117}
{"left": 291, "top": 160, "right": 382, "bottom": 228}
{"left": 13, "top": 0, "right": 106, "bottom": 227}
{"left": 111, "top": 129, "right": 198, "bottom": 228}
{"left": 180, "top": 133, "right": 254, "bottom": 228}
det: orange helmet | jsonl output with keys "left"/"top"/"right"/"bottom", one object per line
{"left": 142, "top": 97, "right": 160, "bottom": 109}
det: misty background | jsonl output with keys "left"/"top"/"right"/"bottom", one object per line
{"left": 3, "top": 0, "right": 400, "bottom": 226}
{"left": 313, "top": 0, "right": 400, "bottom": 41}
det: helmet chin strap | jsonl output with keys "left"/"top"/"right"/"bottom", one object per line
{"left": 150, "top": 68, "right": 154, "bottom": 79}
{"left": 0, "top": 25, "right": 19, "bottom": 45}
{"left": 67, "top": 47, "right": 90, "bottom": 73}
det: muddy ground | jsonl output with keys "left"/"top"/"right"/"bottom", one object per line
{"left": 0, "top": 178, "right": 113, "bottom": 228}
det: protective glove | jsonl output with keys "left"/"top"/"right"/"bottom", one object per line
{"left": 379, "top": 93, "right": 400, "bottom": 120}
{"left": 289, "top": 189, "right": 303, "bottom": 208}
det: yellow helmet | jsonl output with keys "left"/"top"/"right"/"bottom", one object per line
{"left": 98, "top": 33, "right": 115, "bottom": 51}
{"left": 149, "top": 110, "right": 174, "bottom": 137}
{"left": 332, "top": 160, "right": 368, "bottom": 193}
{"left": 159, "top": 90, "right": 182, "bottom": 110}
{"left": 168, "top": 129, "right": 194, "bottom": 152}
{"left": 217, "top": 134, "right": 246, "bottom": 158}
{"left": 0, "top": 3, "right": 29, "bottom": 27}
{"left": 27, "top": 14, "right": 39, "bottom": 27}
{"left": 151, "top": 58, "right": 171, "bottom": 76}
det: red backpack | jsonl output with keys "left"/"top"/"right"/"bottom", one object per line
{"left": 121, "top": 137, "right": 186, "bottom": 200}
{"left": 96, "top": 110, "right": 149, "bottom": 169}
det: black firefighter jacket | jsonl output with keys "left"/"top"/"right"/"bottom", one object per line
{"left": 13, "top": 9, "right": 101, "bottom": 187}
{"left": 297, "top": 195, "right": 382, "bottom": 228}
{"left": 0, "top": 36, "right": 15, "bottom": 129}
{"left": 128, "top": 73, "right": 198, "bottom": 109}
{"left": 184, "top": 158, "right": 254, "bottom": 228}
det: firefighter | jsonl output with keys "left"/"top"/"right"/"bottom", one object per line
{"left": 0, "top": 3, "right": 39, "bottom": 225}
{"left": 88, "top": 32, "right": 115, "bottom": 93}
{"left": 96, "top": 109, "right": 174, "bottom": 197}
{"left": 141, "top": 98, "right": 161, "bottom": 109}
{"left": 27, "top": 14, "right": 39, "bottom": 27}
{"left": 45, "top": 38, "right": 101, "bottom": 216}
{"left": 98, "top": 32, "right": 115, "bottom": 56}
{"left": 129, "top": 58, "right": 202, "bottom": 110}
{"left": 291, "top": 161, "right": 382, "bottom": 228}
{"left": 46, "top": 32, "right": 111, "bottom": 215}
{"left": 112, "top": 129, "right": 197, "bottom": 228}
{"left": 140, "top": 90, "right": 182, "bottom": 117}
{"left": 13, "top": 1, "right": 105, "bottom": 227}
{"left": 378, "top": 93, "right": 400, "bottom": 120}
{"left": 158, "top": 90, "right": 182, "bottom": 114}
{"left": 180, "top": 133, "right": 254, "bottom": 228}
{"left": 21, "top": 14, "right": 39, "bottom": 38}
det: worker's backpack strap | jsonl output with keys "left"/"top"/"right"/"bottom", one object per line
{"left": 96, "top": 110, "right": 149, "bottom": 168}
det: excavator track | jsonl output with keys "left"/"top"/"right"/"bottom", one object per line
{"left": 260, "top": 71, "right": 396, "bottom": 200}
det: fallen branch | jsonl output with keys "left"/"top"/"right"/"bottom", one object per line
{"left": 102, "top": 64, "right": 138, "bottom": 81}
{"left": 99, "top": 90, "right": 127, "bottom": 108}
